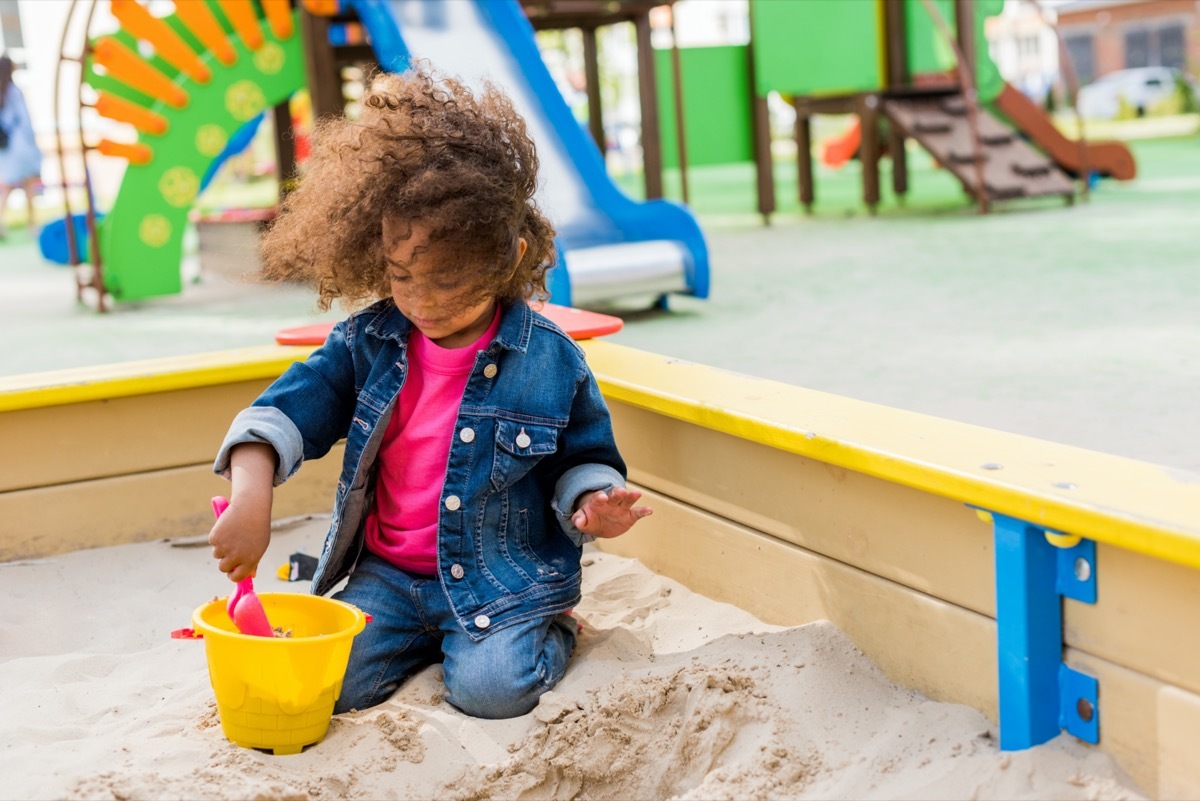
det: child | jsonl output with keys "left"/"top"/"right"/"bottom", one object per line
{"left": 207, "top": 67, "right": 651, "bottom": 719}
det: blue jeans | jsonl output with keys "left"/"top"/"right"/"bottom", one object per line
{"left": 332, "top": 553, "right": 577, "bottom": 718}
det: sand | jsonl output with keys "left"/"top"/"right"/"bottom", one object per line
{"left": 0, "top": 515, "right": 1144, "bottom": 801}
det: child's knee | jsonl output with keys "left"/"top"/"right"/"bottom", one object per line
{"left": 443, "top": 614, "right": 576, "bottom": 719}
{"left": 444, "top": 664, "right": 548, "bottom": 719}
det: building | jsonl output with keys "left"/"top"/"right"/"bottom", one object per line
{"left": 1053, "top": 0, "right": 1200, "bottom": 84}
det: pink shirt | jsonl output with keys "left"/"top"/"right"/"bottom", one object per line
{"left": 365, "top": 307, "right": 501, "bottom": 574}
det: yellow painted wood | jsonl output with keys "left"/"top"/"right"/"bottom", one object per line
{"left": 609, "top": 401, "right": 1200, "bottom": 700}
{"left": 1156, "top": 686, "right": 1200, "bottom": 799}
{"left": 609, "top": 400, "right": 997, "bottom": 616}
{"left": 0, "top": 449, "right": 341, "bottom": 561}
{"left": 1065, "top": 543, "right": 1200, "bottom": 699}
{"left": 1067, "top": 649, "right": 1200, "bottom": 800}
{"left": 584, "top": 340, "right": 1200, "bottom": 570}
{"left": 0, "top": 380, "right": 273, "bottom": 493}
{"left": 0, "top": 346, "right": 314, "bottom": 412}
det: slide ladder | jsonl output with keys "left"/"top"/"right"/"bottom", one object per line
{"left": 883, "top": 92, "right": 1075, "bottom": 203}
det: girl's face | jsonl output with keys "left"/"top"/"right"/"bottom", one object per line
{"left": 382, "top": 218, "right": 527, "bottom": 349}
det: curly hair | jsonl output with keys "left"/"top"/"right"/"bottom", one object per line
{"left": 258, "top": 66, "right": 557, "bottom": 312}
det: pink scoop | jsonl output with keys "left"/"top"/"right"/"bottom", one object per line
{"left": 212, "top": 496, "right": 274, "bottom": 637}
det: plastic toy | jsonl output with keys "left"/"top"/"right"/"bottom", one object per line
{"left": 211, "top": 495, "right": 273, "bottom": 637}
{"left": 190, "top": 590, "right": 366, "bottom": 754}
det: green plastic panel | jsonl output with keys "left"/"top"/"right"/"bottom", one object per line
{"left": 655, "top": 45, "right": 754, "bottom": 168}
{"left": 91, "top": 8, "right": 305, "bottom": 301}
{"left": 905, "top": 0, "right": 956, "bottom": 79}
{"left": 904, "top": 0, "right": 1005, "bottom": 103}
{"left": 973, "top": 0, "right": 1005, "bottom": 104}
{"left": 750, "top": 0, "right": 882, "bottom": 96}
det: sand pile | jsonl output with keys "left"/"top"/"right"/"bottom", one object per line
{"left": 0, "top": 516, "right": 1143, "bottom": 800}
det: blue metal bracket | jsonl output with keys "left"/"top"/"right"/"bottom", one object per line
{"left": 980, "top": 509, "right": 1100, "bottom": 750}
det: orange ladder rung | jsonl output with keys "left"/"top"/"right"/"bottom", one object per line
{"left": 97, "top": 139, "right": 154, "bottom": 165}
{"left": 172, "top": 0, "right": 236, "bottom": 66}
{"left": 110, "top": 0, "right": 211, "bottom": 84}
{"left": 217, "top": 0, "right": 264, "bottom": 51}
{"left": 94, "top": 91, "right": 169, "bottom": 135}
{"left": 92, "top": 37, "right": 188, "bottom": 109}
{"left": 261, "top": 0, "right": 294, "bottom": 40}
{"left": 302, "top": 0, "right": 342, "bottom": 16}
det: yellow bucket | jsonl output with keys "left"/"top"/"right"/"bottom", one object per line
{"left": 192, "top": 593, "right": 366, "bottom": 755}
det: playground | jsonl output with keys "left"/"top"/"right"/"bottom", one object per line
{"left": 1, "top": 1, "right": 1199, "bottom": 799}
{"left": 4, "top": 134, "right": 1197, "bottom": 471}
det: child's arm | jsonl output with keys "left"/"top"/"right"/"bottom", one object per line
{"left": 208, "top": 442, "right": 276, "bottom": 582}
{"left": 210, "top": 317, "right": 359, "bottom": 580}
{"left": 571, "top": 486, "right": 652, "bottom": 539}
{"left": 548, "top": 365, "right": 651, "bottom": 541}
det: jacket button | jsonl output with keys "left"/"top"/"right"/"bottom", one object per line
{"left": 483, "top": 364, "right": 498, "bottom": 378}
{"left": 459, "top": 427, "right": 475, "bottom": 443}
{"left": 515, "top": 428, "right": 531, "bottom": 449}
{"left": 444, "top": 495, "right": 461, "bottom": 511}
{"left": 474, "top": 614, "right": 491, "bottom": 629}
{"left": 450, "top": 564, "right": 465, "bottom": 579}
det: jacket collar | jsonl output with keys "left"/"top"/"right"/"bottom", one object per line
{"left": 362, "top": 297, "right": 532, "bottom": 354}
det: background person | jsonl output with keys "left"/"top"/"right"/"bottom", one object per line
{"left": 0, "top": 54, "right": 43, "bottom": 241}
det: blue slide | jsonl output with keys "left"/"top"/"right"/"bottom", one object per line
{"left": 347, "top": 0, "right": 709, "bottom": 308}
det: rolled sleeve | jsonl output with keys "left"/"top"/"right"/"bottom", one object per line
{"left": 551, "top": 462, "right": 625, "bottom": 545}
{"left": 213, "top": 406, "right": 305, "bottom": 487}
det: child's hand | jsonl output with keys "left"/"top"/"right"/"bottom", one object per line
{"left": 208, "top": 497, "right": 272, "bottom": 583}
{"left": 572, "top": 486, "right": 652, "bottom": 539}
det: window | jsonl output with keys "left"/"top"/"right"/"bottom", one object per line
{"left": 1124, "top": 23, "right": 1187, "bottom": 71}
{"left": 1125, "top": 28, "right": 1151, "bottom": 69}
{"left": 1065, "top": 34, "right": 1095, "bottom": 85}
{"left": 1159, "top": 24, "right": 1186, "bottom": 71}
{"left": 0, "top": 0, "right": 22, "bottom": 49}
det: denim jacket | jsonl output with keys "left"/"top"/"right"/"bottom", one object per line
{"left": 214, "top": 298, "right": 626, "bottom": 641}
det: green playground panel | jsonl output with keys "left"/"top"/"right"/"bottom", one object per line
{"left": 971, "top": 0, "right": 1005, "bottom": 104}
{"left": 905, "top": 0, "right": 955, "bottom": 80}
{"left": 750, "top": 0, "right": 883, "bottom": 96}
{"left": 654, "top": 45, "right": 754, "bottom": 169}
{"left": 747, "top": 0, "right": 1004, "bottom": 103}
{"left": 89, "top": 6, "right": 305, "bottom": 301}
{"left": 904, "top": 0, "right": 1004, "bottom": 103}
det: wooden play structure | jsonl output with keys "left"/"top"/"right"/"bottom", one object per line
{"left": 1, "top": 331, "right": 1198, "bottom": 798}
{"left": 778, "top": 0, "right": 1073, "bottom": 214}
{"left": 649, "top": 0, "right": 1138, "bottom": 218}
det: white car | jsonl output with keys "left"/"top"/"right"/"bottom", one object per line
{"left": 1075, "top": 66, "right": 1184, "bottom": 119}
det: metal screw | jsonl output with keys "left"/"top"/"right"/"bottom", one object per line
{"left": 1074, "top": 557, "right": 1092, "bottom": 582}
{"left": 1076, "top": 697, "right": 1095, "bottom": 723}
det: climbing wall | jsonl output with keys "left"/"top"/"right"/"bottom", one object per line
{"left": 85, "top": 0, "right": 306, "bottom": 300}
